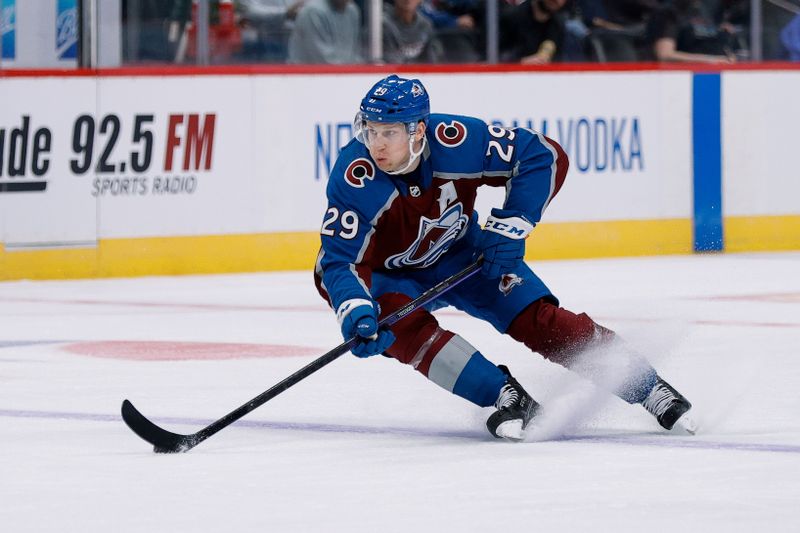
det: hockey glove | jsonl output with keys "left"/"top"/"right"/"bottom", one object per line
{"left": 478, "top": 209, "right": 534, "bottom": 279}
{"left": 337, "top": 298, "right": 396, "bottom": 358}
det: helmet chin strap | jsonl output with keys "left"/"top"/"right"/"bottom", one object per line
{"left": 385, "top": 135, "right": 427, "bottom": 176}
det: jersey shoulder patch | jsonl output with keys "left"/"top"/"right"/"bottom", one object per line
{"left": 327, "top": 141, "right": 396, "bottom": 220}
{"left": 425, "top": 114, "right": 488, "bottom": 174}
{"left": 342, "top": 157, "right": 377, "bottom": 189}
{"left": 433, "top": 118, "right": 468, "bottom": 147}
{"left": 429, "top": 113, "right": 486, "bottom": 149}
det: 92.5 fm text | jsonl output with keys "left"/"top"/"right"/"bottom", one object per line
{"left": 0, "top": 113, "right": 216, "bottom": 185}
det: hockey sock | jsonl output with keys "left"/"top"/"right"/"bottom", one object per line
{"left": 451, "top": 350, "right": 508, "bottom": 407}
{"left": 611, "top": 362, "right": 658, "bottom": 404}
{"left": 423, "top": 334, "right": 506, "bottom": 407}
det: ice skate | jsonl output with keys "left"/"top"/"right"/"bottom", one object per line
{"left": 486, "top": 366, "right": 539, "bottom": 441}
{"left": 642, "top": 377, "right": 697, "bottom": 434}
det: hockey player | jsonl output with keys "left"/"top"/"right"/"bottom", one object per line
{"left": 314, "top": 74, "right": 695, "bottom": 441}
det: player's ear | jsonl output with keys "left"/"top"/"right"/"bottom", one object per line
{"left": 415, "top": 121, "right": 426, "bottom": 141}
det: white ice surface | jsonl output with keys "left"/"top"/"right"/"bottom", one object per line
{"left": 1, "top": 253, "right": 799, "bottom": 532}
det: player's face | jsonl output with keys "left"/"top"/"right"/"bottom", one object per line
{"left": 364, "top": 121, "right": 422, "bottom": 173}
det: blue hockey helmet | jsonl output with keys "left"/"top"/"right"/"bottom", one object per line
{"left": 354, "top": 75, "right": 430, "bottom": 175}
{"left": 357, "top": 75, "right": 430, "bottom": 126}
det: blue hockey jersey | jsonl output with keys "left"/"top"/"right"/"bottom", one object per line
{"left": 315, "top": 113, "right": 568, "bottom": 312}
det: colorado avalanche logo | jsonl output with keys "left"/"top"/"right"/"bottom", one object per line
{"left": 344, "top": 158, "right": 376, "bottom": 188}
{"left": 499, "top": 273, "right": 524, "bottom": 296}
{"left": 385, "top": 203, "right": 469, "bottom": 269}
{"left": 435, "top": 120, "right": 467, "bottom": 148}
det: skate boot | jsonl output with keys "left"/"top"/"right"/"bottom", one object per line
{"left": 487, "top": 365, "right": 539, "bottom": 441}
{"left": 642, "top": 377, "right": 697, "bottom": 434}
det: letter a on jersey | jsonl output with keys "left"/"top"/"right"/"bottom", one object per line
{"left": 438, "top": 182, "right": 457, "bottom": 215}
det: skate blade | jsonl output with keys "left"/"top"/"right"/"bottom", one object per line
{"left": 674, "top": 411, "right": 698, "bottom": 435}
{"left": 495, "top": 419, "right": 525, "bottom": 441}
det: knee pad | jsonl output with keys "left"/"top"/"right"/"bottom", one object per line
{"left": 377, "top": 292, "right": 452, "bottom": 373}
{"left": 378, "top": 293, "right": 515, "bottom": 407}
{"left": 424, "top": 333, "right": 506, "bottom": 407}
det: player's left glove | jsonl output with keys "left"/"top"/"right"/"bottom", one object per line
{"left": 478, "top": 208, "right": 534, "bottom": 279}
{"left": 337, "top": 298, "right": 396, "bottom": 358}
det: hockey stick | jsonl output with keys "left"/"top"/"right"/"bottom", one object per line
{"left": 121, "top": 259, "right": 483, "bottom": 453}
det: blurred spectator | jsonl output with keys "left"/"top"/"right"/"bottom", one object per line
{"left": 710, "top": 0, "right": 749, "bottom": 27}
{"left": 645, "top": 0, "right": 736, "bottom": 63}
{"left": 707, "top": 0, "right": 750, "bottom": 58}
{"left": 559, "top": 1, "right": 591, "bottom": 62}
{"left": 166, "top": 0, "right": 242, "bottom": 63}
{"left": 580, "top": 0, "right": 658, "bottom": 61}
{"left": 781, "top": 14, "right": 800, "bottom": 61}
{"left": 383, "top": 0, "right": 444, "bottom": 63}
{"left": 420, "top": 0, "right": 482, "bottom": 62}
{"left": 763, "top": 0, "right": 798, "bottom": 59}
{"left": 421, "top": 0, "right": 479, "bottom": 30}
{"left": 499, "top": 0, "right": 567, "bottom": 64}
{"left": 236, "top": 0, "right": 306, "bottom": 62}
{"left": 287, "top": 0, "right": 363, "bottom": 63}
{"left": 591, "top": 0, "right": 658, "bottom": 28}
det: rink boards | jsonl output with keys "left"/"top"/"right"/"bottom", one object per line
{"left": 0, "top": 67, "right": 798, "bottom": 279}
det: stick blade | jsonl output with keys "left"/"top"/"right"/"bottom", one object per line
{"left": 121, "top": 399, "right": 196, "bottom": 453}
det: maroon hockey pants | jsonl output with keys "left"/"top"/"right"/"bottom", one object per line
{"left": 377, "top": 293, "right": 610, "bottom": 375}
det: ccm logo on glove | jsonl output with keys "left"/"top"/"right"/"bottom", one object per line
{"left": 484, "top": 215, "right": 533, "bottom": 239}
{"left": 479, "top": 209, "right": 534, "bottom": 279}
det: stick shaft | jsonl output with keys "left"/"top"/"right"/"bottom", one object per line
{"left": 123, "top": 260, "right": 482, "bottom": 452}
{"left": 191, "top": 260, "right": 482, "bottom": 446}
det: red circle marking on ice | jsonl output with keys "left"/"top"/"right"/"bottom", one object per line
{"left": 61, "top": 341, "right": 319, "bottom": 361}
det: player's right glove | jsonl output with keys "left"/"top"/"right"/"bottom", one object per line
{"left": 478, "top": 208, "right": 534, "bottom": 279}
{"left": 337, "top": 298, "right": 396, "bottom": 358}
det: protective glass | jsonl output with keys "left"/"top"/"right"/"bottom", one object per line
{"left": 354, "top": 112, "right": 415, "bottom": 149}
